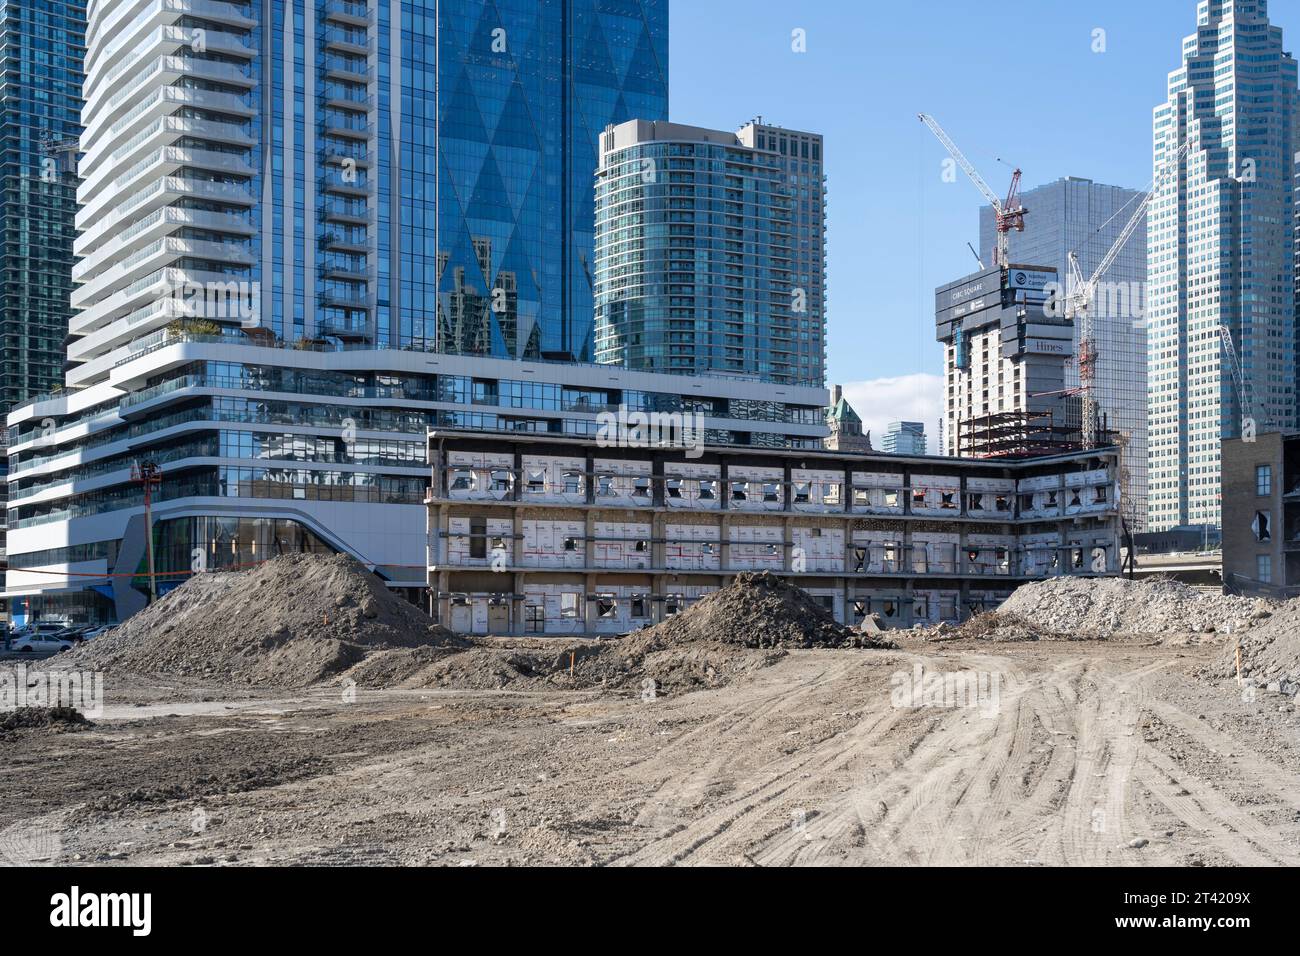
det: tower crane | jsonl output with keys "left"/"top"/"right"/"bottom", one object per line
{"left": 918, "top": 113, "right": 1026, "bottom": 267}
{"left": 1065, "top": 140, "right": 1191, "bottom": 448}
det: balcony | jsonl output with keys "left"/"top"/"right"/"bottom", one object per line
{"left": 324, "top": 0, "right": 372, "bottom": 27}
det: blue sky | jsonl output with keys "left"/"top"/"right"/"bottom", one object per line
{"left": 669, "top": 0, "right": 1300, "bottom": 442}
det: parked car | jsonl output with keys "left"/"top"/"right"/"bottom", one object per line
{"left": 10, "top": 622, "right": 67, "bottom": 637}
{"left": 80, "top": 625, "right": 114, "bottom": 641}
{"left": 11, "top": 634, "right": 76, "bottom": 654}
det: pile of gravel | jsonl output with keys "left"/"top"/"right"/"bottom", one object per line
{"left": 59, "top": 554, "right": 464, "bottom": 687}
{"left": 998, "top": 577, "right": 1273, "bottom": 637}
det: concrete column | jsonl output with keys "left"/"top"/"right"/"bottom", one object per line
{"left": 651, "top": 511, "right": 666, "bottom": 574}
{"left": 512, "top": 571, "right": 525, "bottom": 636}
{"left": 719, "top": 512, "right": 732, "bottom": 574}
{"left": 436, "top": 569, "right": 450, "bottom": 626}
{"left": 512, "top": 509, "right": 525, "bottom": 570}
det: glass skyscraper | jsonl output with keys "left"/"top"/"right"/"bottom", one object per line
{"left": 0, "top": 0, "right": 83, "bottom": 410}
{"left": 980, "top": 176, "right": 1148, "bottom": 530}
{"left": 4, "top": 0, "right": 828, "bottom": 625}
{"left": 0, "top": 0, "right": 84, "bottom": 624}
{"left": 593, "top": 119, "right": 826, "bottom": 386}
{"left": 436, "top": 0, "right": 668, "bottom": 362}
{"left": 1147, "top": 0, "right": 1298, "bottom": 532}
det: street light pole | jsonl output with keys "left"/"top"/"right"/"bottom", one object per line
{"left": 131, "top": 460, "right": 163, "bottom": 604}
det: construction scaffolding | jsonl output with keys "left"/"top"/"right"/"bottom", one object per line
{"left": 958, "top": 410, "right": 1117, "bottom": 460}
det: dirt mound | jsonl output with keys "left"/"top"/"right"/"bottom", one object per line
{"left": 0, "top": 706, "right": 93, "bottom": 737}
{"left": 637, "top": 572, "right": 894, "bottom": 651}
{"left": 998, "top": 577, "right": 1273, "bottom": 637}
{"left": 939, "top": 612, "right": 1066, "bottom": 643}
{"left": 567, "top": 573, "right": 893, "bottom": 693}
{"left": 1209, "top": 600, "right": 1300, "bottom": 690}
{"left": 60, "top": 554, "right": 465, "bottom": 687}
{"left": 347, "top": 575, "right": 893, "bottom": 696}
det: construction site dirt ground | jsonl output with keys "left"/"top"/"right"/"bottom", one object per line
{"left": 5, "top": 632, "right": 1300, "bottom": 867}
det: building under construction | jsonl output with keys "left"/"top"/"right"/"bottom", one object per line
{"left": 937, "top": 264, "right": 1080, "bottom": 458}
{"left": 426, "top": 430, "right": 1123, "bottom": 635}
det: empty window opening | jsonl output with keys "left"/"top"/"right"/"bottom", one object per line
{"left": 560, "top": 593, "right": 580, "bottom": 619}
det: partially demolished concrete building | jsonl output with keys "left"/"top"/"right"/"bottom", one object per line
{"left": 426, "top": 432, "right": 1123, "bottom": 634}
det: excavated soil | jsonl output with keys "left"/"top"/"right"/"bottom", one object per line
{"left": 925, "top": 611, "right": 1073, "bottom": 643}
{"left": 57, "top": 554, "right": 464, "bottom": 687}
{"left": 6, "top": 636, "right": 1300, "bottom": 867}
{"left": 7, "top": 576, "right": 1300, "bottom": 867}
{"left": 345, "top": 573, "right": 894, "bottom": 695}
{"left": 0, "top": 707, "right": 93, "bottom": 738}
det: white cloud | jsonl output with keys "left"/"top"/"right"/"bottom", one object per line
{"left": 838, "top": 374, "right": 945, "bottom": 454}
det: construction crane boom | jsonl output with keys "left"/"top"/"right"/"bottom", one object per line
{"left": 1218, "top": 324, "right": 1255, "bottom": 430}
{"left": 1066, "top": 140, "right": 1192, "bottom": 448}
{"left": 919, "top": 113, "right": 1025, "bottom": 267}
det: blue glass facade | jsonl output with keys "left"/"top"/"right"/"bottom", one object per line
{"left": 0, "top": 0, "right": 84, "bottom": 409}
{"left": 594, "top": 121, "right": 826, "bottom": 385}
{"left": 435, "top": 0, "right": 668, "bottom": 361}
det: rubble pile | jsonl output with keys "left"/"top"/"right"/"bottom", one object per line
{"left": 61, "top": 554, "right": 464, "bottom": 687}
{"left": 1209, "top": 601, "right": 1300, "bottom": 692}
{"left": 998, "top": 577, "right": 1273, "bottom": 637}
